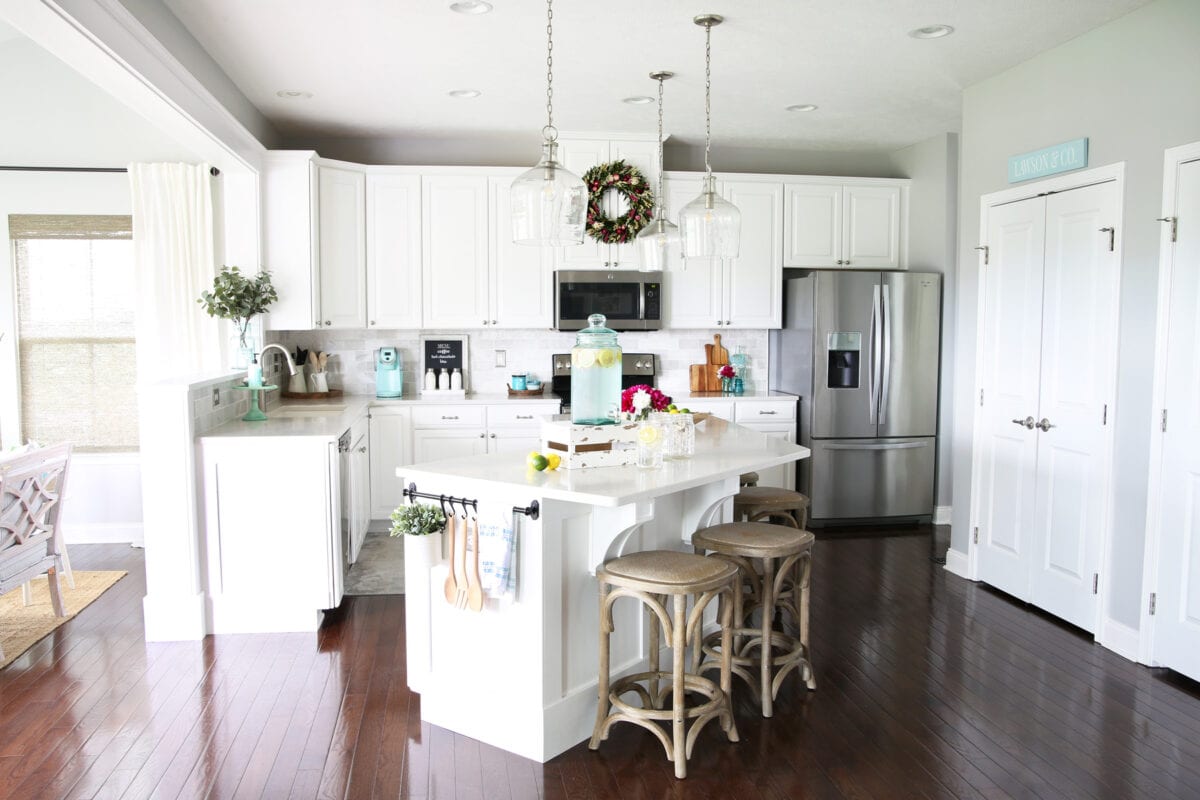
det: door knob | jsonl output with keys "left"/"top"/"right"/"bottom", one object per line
{"left": 1011, "top": 416, "right": 1035, "bottom": 429}
{"left": 1036, "top": 418, "right": 1056, "bottom": 432}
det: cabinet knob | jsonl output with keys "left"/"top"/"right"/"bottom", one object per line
{"left": 358, "top": 446, "right": 367, "bottom": 453}
{"left": 726, "top": 320, "right": 731, "bottom": 325}
{"left": 479, "top": 433, "right": 486, "bottom": 438}
{"left": 483, "top": 320, "right": 489, "bottom": 325}
{"left": 370, "top": 320, "right": 375, "bottom": 326}
{"left": 716, "top": 320, "right": 724, "bottom": 326}
{"left": 489, "top": 433, "right": 496, "bottom": 438}
{"left": 324, "top": 320, "right": 331, "bottom": 326}
{"left": 492, "top": 320, "right": 497, "bottom": 325}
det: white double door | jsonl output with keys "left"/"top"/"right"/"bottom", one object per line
{"left": 1149, "top": 153, "right": 1200, "bottom": 681}
{"left": 974, "top": 180, "right": 1120, "bottom": 632}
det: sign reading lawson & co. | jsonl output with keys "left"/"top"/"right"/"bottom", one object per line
{"left": 1007, "top": 138, "right": 1088, "bottom": 183}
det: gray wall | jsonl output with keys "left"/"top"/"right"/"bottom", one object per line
{"left": 887, "top": 133, "right": 960, "bottom": 509}
{"left": 950, "top": 0, "right": 1200, "bottom": 628}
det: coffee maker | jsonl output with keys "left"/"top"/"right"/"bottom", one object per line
{"left": 375, "top": 347, "right": 403, "bottom": 398}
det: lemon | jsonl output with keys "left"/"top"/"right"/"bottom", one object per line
{"left": 575, "top": 349, "right": 596, "bottom": 369}
{"left": 638, "top": 426, "right": 660, "bottom": 445}
{"left": 596, "top": 348, "right": 618, "bottom": 368}
{"left": 545, "top": 453, "right": 562, "bottom": 470}
{"left": 527, "top": 453, "right": 549, "bottom": 471}
{"left": 669, "top": 408, "right": 680, "bottom": 414}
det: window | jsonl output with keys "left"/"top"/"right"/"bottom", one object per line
{"left": 10, "top": 214, "right": 138, "bottom": 451}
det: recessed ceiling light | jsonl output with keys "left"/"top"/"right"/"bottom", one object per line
{"left": 448, "top": 89, "right": 482, "bottom": 98}
{"left": 623, "top": 96, "right": 655, "bottom": 105}
{"left": 786, "top": 104, "right": 818, "bottom": 112}
{"left": 908, "top": 24, "right": 954, "bottom": 39}
{"left": 275, "top": 90, "right": 312, "bottom": 99}
{"left": 450, "top": 1, "right": 492, "bottom": 14}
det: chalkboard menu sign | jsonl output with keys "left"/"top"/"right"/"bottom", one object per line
{"left": 419, "top": 335, "right": 469, "bottom": 393}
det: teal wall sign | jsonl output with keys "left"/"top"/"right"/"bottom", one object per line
{"left": 1008, "top": 138, "right": 1088, "bottom": 183}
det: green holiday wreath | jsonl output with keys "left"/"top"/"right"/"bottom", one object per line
{"left": 582, "top": 160, "right": 655, "bottom": 244}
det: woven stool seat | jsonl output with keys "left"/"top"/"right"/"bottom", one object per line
{"left": 590, "top": 550, "right": 739, "bottom": 779}
{"left": 733, "top": 486, "right": 811, "bottom": 529}
{"left": 693, "top": 522, "right": 816, "bottom": 717}
{"left": 739, "top": 471, "right": 760, "bottom": 487}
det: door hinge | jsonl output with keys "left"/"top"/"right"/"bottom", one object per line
{"left": 1102, "top": 404, "right": 1108, "bottom": 425}
{"left": 974, "top": 245, "right": 989, "bottom": 265}
{"left": 1162, "top": 409, "right": 1168, "bottom": 432}
{"left": 973, "top": 526, "right": 979, "bottom": 545}
{"left": 1149, "top": 593, "right": 1157, "bottom": 616}
{"left": 1092, "top": 573, "right": 1099, "bottom": 594}
{"left": 980, "top": 389, "right": 985, "bottom": 407}
{"left": 1157, "top": 216, "right": 1178, "bottom": 242}
{"left": 1099, "top": 226, "right": 1115, "bottom": 252}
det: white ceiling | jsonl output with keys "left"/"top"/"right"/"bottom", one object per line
{"left": 163, "top": 0, "right": 1149, "bottom": 152}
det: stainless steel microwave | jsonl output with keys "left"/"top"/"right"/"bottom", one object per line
{"left": 554, "top": 270, "right": 663, "bottom": 331}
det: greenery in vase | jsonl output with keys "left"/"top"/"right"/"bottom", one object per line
{"left": 390, "top": 503, "right": 447, "bottom": 537}
{"left": 197, "top": 265, "right": 278, "bottom": 348}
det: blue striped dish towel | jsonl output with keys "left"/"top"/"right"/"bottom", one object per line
{"left": 477, "top": 510, "right": 519, "bottom": 600}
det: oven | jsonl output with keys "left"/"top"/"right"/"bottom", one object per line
{"left": 554, "top": 270, "right": 662, "bottom": 331}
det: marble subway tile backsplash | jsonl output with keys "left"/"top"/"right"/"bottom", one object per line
{"left": 189, "top": 373, "right": 281, "bottom": 434}
{"left": 266, "top": 328, "right": 768, "bottom": 398}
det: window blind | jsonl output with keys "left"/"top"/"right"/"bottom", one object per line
{"left": 11, "top": 214, "right": 139, "bottom": 452}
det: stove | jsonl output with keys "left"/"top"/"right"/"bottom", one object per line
{"left": 551, "top": 352, "right": 657, "bottom": 411}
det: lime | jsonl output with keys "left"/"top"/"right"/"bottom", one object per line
{"left": 638, "top": 426, "right": 660, "bottom": 445}
{"left": 545, "top": 453, "right": 562, "bottom": 470}
{"left": 527, "top": 453, "right": 549, "bottom": 471}
{"left": 596, "top": 348, "right": 618, "bottom": 368}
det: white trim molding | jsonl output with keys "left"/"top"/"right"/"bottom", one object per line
{"left": 1099, "top": 618, "right": 1141, "bottom": 662}
{"left": 943, "top": 548, "right": 970, "bottom": 579}
{"left": 932, "top": 505, "right": 952, "bottom": 525}
{"left": 62, "top": 522, "right": 144, "bottom": 546}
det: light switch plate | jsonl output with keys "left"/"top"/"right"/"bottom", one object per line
{"left": 494, "top": 349, "right": 506, "bottom": 367}
{"left": 211, "top": 387, "right": 220, "bottom": 407}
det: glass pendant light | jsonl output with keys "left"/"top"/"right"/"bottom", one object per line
{"left": 636, "top": 71, "right": 683, "bottom": 271}
{"left": 678, "top": 14, "right": 740, "bottom": 260}
{"left": 510, "top": 0, "right": 586, "bottom": 246}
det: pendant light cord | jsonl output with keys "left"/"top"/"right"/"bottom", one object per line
{"left": 543, "top": 0, "right": 557, "bottom": 142}
{"left": 656, "top": 75, "right": 667, "bottom": 217}
{"left": 703, "top": 19, "right": 713, "bottom": 179}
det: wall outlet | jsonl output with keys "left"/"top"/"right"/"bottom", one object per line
{"left": 211, "top": 387, "right": 220, "bottom": 408}
{"left": 495, "top": 349, "right": 506, "bottom": 367}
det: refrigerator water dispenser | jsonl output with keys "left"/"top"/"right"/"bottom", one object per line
{"left": 826, "top": 332, "right": 861, "bottom": 389}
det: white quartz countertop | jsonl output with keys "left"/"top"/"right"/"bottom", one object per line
{"left": 200, "top": 392, "right": 562, "bottom": 440}
{"left": 398, "top": 417, "right": 810, "bottom": 508}
{"left": 680, "top": 390, "right": 797, "bottom": 401}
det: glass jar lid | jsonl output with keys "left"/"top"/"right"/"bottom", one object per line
{"left": 574, "top": 313, "right": 619, "bottom": 348}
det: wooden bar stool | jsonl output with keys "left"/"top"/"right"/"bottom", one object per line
{"left": 692, "top": 522, "right": 816, "bottom": 717}
{"left": 738, "top": 471, "right": 759, "bottom": 487}
{"left": 589, "top": 550, "right": 740, "bottom": 779}
{"left": 733, "top": 486, "right": 811, "bottom": 529}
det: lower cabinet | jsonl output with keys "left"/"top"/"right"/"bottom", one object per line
{"left": 345, "top": 414, "right": 371, "bottom": 564}
{"left": 411, "top": 427, "right": 490, "bottom": 463}
{"left": 370, "top": 407, "right": 411, "bottom": 519}
{"left": 684, "top": 397, "right": 798, "bottom": 492}
{"left": 740, "top": 424, "right": 796, "bottom": 491}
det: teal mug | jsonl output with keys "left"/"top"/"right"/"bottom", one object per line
{"left": 511, "top": 374, "right": 527, "bottom": 391}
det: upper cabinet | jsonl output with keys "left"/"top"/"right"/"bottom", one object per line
{"left": 317, "top": 166, "right": 367, "bottom": 328}
{"left": 263, "top": 151, "right": 319, "bottom": 330}
{"left": 366, "top": 173, "right": 422, "bottom": 329}
{"left": 784, "top": 179, "right": 907, "bottom": 269}
{"left": 422, "top": 175, "right": 490, "bottom": 329}
{"left": 488, "top": 176, "right": 553, "bottom": 328}
{"left": 663, "top": 177, "right": 782, "bottom": 329}
{"left": 554, "top": 137, "right": 660, "bottom": 270}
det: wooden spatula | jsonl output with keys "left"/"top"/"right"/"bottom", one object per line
{"left": 713, "top": 334, "right": 729, "bottom": 365}
{"left": 467, "top": 516, "right": 484, "bottom": 612}
{"left": 443, "top": 514, "right": 458, "bottom": 604}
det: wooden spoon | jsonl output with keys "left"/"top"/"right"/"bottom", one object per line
{"left": 319, "top": 351, "right": 329, "bottom": 372}
{"left": 442, "top": 514, "right": 458, "bottom": 604}
{"left": 467, "top": 516, "right": 484, "bottom": 612}
{"left": 308, "top": 350, "right": 320, "bottom": 372}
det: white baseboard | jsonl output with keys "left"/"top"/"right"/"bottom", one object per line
{"left": 943, "top": 547, "right": 970, "bottom": 579}
{"left": 143, "top": 591, "right": 207, "bottom": 641}
{"left": 1099, "top": 617, "right": 1140, "bottom": 662}
{"left": 933, "top": 505, "right": 952, "bottom": 525}
{"left": 63, "top": 522, "right": 144, "bottom": 546}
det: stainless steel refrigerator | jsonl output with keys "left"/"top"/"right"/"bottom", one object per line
{"left": 769, "top": 270, "right": 941, "bottom": 523}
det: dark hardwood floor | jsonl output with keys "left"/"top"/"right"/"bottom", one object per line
{"left": 2, "top": 531, "right": 1199, "bottom": 799}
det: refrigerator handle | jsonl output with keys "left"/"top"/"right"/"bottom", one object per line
{"left": 880, "top": 283, "right": 892, "bottom": 425}
{"left": 869, "top": 284, "right": 881, "bottom": 425}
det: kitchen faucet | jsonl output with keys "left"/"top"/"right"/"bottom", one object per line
{"left": 259, "top": 343, "right": 298, "bottom": 377}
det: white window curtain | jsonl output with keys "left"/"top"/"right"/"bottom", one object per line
{"left": 127, "top": 163, "right": 223, "bottom": 378}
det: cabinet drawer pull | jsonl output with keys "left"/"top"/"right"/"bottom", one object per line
{"left": 441, "top": 415, "right": 459, "bottom": 420}
{"left": 758, "top": 410, "right": 778, "bottom": 415}
{"left": 516, "top": 415, "right": 534, "bottom": 420}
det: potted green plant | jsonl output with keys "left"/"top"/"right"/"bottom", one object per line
{"left": 390, "top": 503, "right": 447, "bottom": 537}
{"left": 197, "top": 265, "right": 278, "bottom": 366}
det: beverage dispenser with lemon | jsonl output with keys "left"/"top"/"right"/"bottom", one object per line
{"left": 570, "top": 313, "right": 621, "bottom": 424}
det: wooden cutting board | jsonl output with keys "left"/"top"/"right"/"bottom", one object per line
{"left": 712, "top": 334, "right": 729, "bottom": 365}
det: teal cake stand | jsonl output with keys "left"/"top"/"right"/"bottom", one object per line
{"left": 233, "top": 384, "right": 278, "bottom": 421}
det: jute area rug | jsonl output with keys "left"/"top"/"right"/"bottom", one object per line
{"left": 0, "top": 571, "right": 127, "bottom": 670}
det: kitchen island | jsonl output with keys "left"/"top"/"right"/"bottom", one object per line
{"left": 399, "top": 417, "right": 809, "bottom": 762}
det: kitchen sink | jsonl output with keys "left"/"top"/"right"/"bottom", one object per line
{"left": 272, "top": 403, "right": 347, "bottom": 418}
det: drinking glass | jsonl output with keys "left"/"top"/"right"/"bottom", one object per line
{"left": 636, "top": 420, "right": 664, "bottom": 469}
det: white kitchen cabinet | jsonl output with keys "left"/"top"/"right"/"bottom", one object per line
{"left": 370, "top": 407, "right": 411, "bottom": 519}
{"left": 487, "top": 428, "right": 542, "bottom": 455}
{"left": 198, "top": 434, "right": 344, "bottom": 633}
{"left": 489, "top": 177, "right": 553, "bottom": 328}
{"left": 664, "top": 177, "right": 782, "bottom": 329}
{"left": 345, "top": 414, "right": 371, "bottom": 564}
{"left": 555, "top": 138, "right": 659, "bottom": 270}
{"left": 366, "top": 173, "right": 422, "bottom": 329}
{"left": 784, "top": 180, "right": 906, "bottom": 269}
{"left": 317, "top": 166, "right": 367, "bottom": 328}
{"left": 740, "top": 425, "right": 796, "bottom": 491}
{"left": 422, "top": 175, "right": 490, "bottom": 328}
{"left": 410, "top": 427, "right": 490, "bottom": 465}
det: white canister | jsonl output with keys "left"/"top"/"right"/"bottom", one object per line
{"left": 310, "top": 372, "right": 329, "bottom": 393}
{"left": 288, "top": 365, "right": 308, "bottom": 394}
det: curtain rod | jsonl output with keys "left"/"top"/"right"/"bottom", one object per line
{"left": 0, "top": 165, "right": 221, "bottom": 176}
